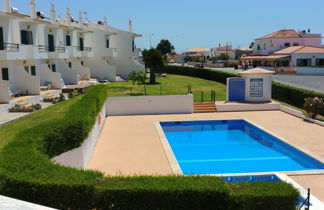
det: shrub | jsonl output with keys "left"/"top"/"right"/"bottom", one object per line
{"left": 228, "top": 182, "right": 299, "bottom": 210}
{"left": 32, "top": 103, "right": 42, "bottom": 111}
{"left": 304, "top": 97, "right": 324, "bottom": 118}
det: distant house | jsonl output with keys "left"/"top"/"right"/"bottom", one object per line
{"left": 211, "top": 45, "right": 236, "bottom": 60}
{"left": 241, "top": 46, "right": 324, "bottom": 74}
{"left": 252, "top": 29, "right": 322, "bottom": 55}
{"left": 183, "top": 48, "right": 212, "bottom": 60}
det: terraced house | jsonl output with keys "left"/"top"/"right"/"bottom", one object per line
{"left": 0, "top": 0, "right": 144, "bottom": 105}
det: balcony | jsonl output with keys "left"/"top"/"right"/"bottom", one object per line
{"left": 0, "top": 43, "right": 24, "bottom": 60}
{"left": 73, "top": 46, "right": 94, "bottom": 58}
{"left": 104, "top": 48, "right": 117, "bottom": 57}
{"left": 47, "top": 46, "right": 69, "bottom": 59}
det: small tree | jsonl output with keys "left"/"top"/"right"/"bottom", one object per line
{"left": 156, "top": 39, "right": 175, "bottom": 55}
{"left": 142, "top": 49, "right": 164, "bottom": 84}
{"left": 217, "top": 53, "right": 230, "bottom": 61}
{"left": 128, "top": 70, "right": 146, "bottom": 86}
{"left": 303, "top": 97, "right": 324, "bottom": 119}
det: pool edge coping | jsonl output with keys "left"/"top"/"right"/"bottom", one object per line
{"left": 154, "top": 121, "right": 183, "bottom": 175}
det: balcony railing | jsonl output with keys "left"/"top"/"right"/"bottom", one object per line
{"left": 35, "top": 45, "right": 66, "bottom": 53}
{"left": 0, "top": 43, "right": 20, "bottom": 52}
{"left": 73, "top": 46, "right": 92, "bottom": 52}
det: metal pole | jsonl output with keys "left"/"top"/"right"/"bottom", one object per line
{"left": 307, "top": 188, "right": 310, "bottom": 210}
{"left": 201, "top": 91, "right": 203, "bottom": 103}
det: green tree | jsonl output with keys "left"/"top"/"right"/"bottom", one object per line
{"left": 218, "top": 53, "right": 230, "bottom": 61}
{"left": 156, "top": 39, "right": 175, "bottom": 55}
{"left": 128, "top": 70, "right": 146, "bottom": 86}
{"left": 142, "top": 49, "right": 164, "bottom": 84}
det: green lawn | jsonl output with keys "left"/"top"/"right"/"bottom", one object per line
{"left": 107, "top": 74, "right": 227, "bottom": 102}
{"left": 0, "top": 96, "right": 82, "bottom": 149}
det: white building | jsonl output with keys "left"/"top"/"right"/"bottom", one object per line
{"left": 252, "top": 29, "right": 322, "bottom": 55}
{"left": 242, "top": 46, "right": 324, "bottom": 75}
{"left": 0, "top": 0, "right": 143, "bottom": 104}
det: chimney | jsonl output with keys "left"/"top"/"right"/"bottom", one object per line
{"left": 30, "top": 0, "right": 36, "bottom": 18}
{"left": 128, "top": 19, "right": 132, "bottom": 32}
{"left": 50, "top": 2, "right": 56, "bottom": 22}
{"left": 3, "top": 0, "right": 10, "bottom": 12}
{"left": 104, "top": 16, "right": 108, "bottom": 26}
{"left": 66, "top": 8, "right": 71, "bottom": 25}
{"left": 78, "top": 11, "right": 83, "bottom": 26}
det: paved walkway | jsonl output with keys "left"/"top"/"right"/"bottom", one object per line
{"left": 88, "top": 110, "right": 324, "bottom": 176}
{"left": 290, "top": 174, "right": 324, "bottom": 203}
{"left": 0, "top": 102, "right": 53, "bottom": 126}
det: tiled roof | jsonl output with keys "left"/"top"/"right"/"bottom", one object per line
{"left": 184, "top": 48, "right": 210, "bottom": 53}
{"left": 273, "top": 46, "right": 305, "bottom": 54}
{"left": 256, "top": 29, "right": 301, "bottom": 40}
{"left": 216, "top": 50, "right": 235, "bottom": 54}
{"left": 274, "top": 46, "right": 324, "bottom": 54}
{"left": 239, "top": 68, "right": 275, "bottom": 74}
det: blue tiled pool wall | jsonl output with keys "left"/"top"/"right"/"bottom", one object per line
{"left": 223, "top": 174, "right": 281, "bottom": 183}
{"left": 160, "top": 120, "right": 324, "bottom": 170}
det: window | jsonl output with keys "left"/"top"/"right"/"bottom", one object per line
{"left": 263, "top": 43, "right": 267, "bottom": 50}
{"left": 66, "top": 35, "right": 71, "bottom": 46}
{"left": 1, "top": 68, "right": 9, "bottom": 80}
{"left": 21, "top": 30, "right": 33, "bottom": 45}
{"left": 316, "top": 59, "right": 324, "bottom": 66}
{"left": 79, "top": 37, "right": 84, "bottom": 51}
{"left": 297, "top": 59, "right": 311, "bottom": 67}
{"left": 132, "top": 38, "right": 135, "bottom": 52}
{"left": 68, "top": 62, "right": 72, "bottom": 68}
{"left": 106, "top": 39, "right": 110, "bottom": 48}
{"left": 284, "top": 43, "right": 290, "bottom": 47}
{"left": 31, "top": 66, "right": 36, "bottom": 76}
{"left": 81, "top": 61, "right": 84, "bottom": 66}
{"left": 51, "top": 64, "right": 56, "bottom": 72}
{"left": 293, "top": 42, "right": 299, "bottom": 46}
{"left": 24, "top": 66, "right": 29, "bottom": 73}
{"left": 0, "top": 27, "right": 4, "bottom": 51}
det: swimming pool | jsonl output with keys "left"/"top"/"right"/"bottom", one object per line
{"left": 160, "top": 120, "right": 324, "bottom": 175}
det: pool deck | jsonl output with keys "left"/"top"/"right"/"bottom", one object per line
{"left": 290, "top": 174, "right": 324, "bottom": 203}
{"left": 88, "top": 110, "right": 324, "bottom": 199}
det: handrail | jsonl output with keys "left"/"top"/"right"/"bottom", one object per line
{"left": 73, "top": 46, "right": 92, "bottom": 52}
{"left": 0, "top": 43, "right": 19, "bottom": 52}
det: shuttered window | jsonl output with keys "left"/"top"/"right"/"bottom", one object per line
{"left": 1, "top": 68, "right": 9, "bottom": 80}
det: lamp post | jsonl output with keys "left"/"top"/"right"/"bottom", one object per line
{"left": 150, "top": 33, "right": 155, "bottom": 49}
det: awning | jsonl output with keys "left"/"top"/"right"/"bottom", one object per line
{"left": 241, "top": 55, "right": 290, "bottom": 61}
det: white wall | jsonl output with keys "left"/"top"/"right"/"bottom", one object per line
{"left": 37, "top": 64, "right": 63, "bottom": 88}
{"left": 8, "top": 62, "right": 40, "bottom": 95}
{"left": 296, "top": 67, "right": 324, "bottom": 75}
{"left": 52, "top": 104, "right": 106, "bottom": 169}
{"left": 71, "top": 59, "right": 90, "bottom": 80}
{"left": 55, "top": 59, "right": 78, "bottom": 85}
{"left": 253, "top": 37, "right": 322, "bottom": 55}
{"left": 0, "top": 80, "right": 10, "bottom": 103}
{"left": 108, "top": 26, "right": 144, "bottom": 78}
{"left": 241, "top": 74, "right": 273, "bottom": 102}
{"left": 105, "top": 95, "right": 193, "bottom": 116}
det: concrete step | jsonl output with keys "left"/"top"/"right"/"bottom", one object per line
{"left": 193, "top": 102, "right": 217, "bottom": 113}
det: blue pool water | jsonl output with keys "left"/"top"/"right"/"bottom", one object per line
{"left": 160, "top": 120, "right": 324, "bottom": 175}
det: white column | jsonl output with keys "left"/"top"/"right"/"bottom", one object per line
{"left": 128, "top": 19, "right": 132, "bottom": 32}
{"left": 30, "top": 0, "right": 36, "bottom": 18}
{"left": 50, "top": 2, "right": 56, "bottom": 22}
{"left": 104, "top": 16, "right": 108, "bottom": 26}
{"left": 66, "top": 8, "right": 71, "bottom": 26}
{"left": 78, "top": 11, "right": 83, "bottom": 27}
{"left": 3, "top": 0, "right": 10, "bottom": 12}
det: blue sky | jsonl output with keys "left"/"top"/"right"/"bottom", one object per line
{"left": 11, "top": 0, "right": 324, "bottom": 52}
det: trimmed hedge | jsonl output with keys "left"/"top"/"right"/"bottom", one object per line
{"left": 159, "top": 65, "right": 324, "bottom": 114}
{"left": 0, "top": 84, "right": 300, "bottom": 209}
{"left": 158, "top": 65, "right": 238, "bottom": 84}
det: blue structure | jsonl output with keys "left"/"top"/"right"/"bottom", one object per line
{"left": 227, "top": 77, "right": 245, "bottom": 102}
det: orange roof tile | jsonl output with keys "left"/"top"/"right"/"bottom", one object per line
{"left": 273, "top": 46, "right": 305, "bottom": 54}
{"left": 256, "top": 29, "right": 301, "bottom": 40}
{"left": 274, "top": 46, "right": 324, "bottom": 54}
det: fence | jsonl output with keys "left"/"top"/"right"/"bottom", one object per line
{"left": 127, "top": 84, "right": 217, "bottom": 103}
